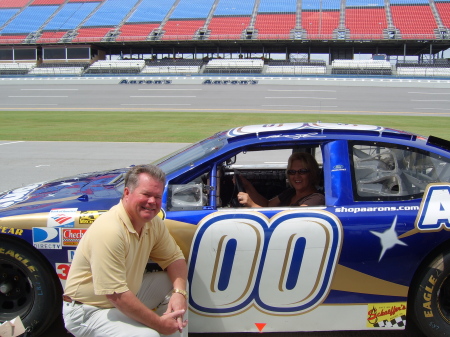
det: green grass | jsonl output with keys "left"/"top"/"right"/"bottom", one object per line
{"left": 1, "top": 111, "right": 448, "bottom": 142}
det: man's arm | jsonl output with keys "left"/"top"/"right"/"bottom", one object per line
{"left": 106, "top": 290, "right": 185, "bottom": 335}
{"left": 165, "top": 258, "right": 189, "bottom": 331}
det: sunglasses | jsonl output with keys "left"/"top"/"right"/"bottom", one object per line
{"left": 287, "top": 169, "right": 310, "bottom": 175}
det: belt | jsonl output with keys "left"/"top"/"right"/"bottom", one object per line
{"left": 63, "top": 295, "right": 83, "bottom": 305}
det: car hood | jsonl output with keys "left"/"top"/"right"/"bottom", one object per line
{"left": 0, "top": 168, "right": 128, "bottom": 215}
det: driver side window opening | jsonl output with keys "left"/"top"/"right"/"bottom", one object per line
{"left": 351, "top": 142, "right": 450, "bottom": 201}
{"left": 166, "top": 145, "right": 324, "bottom": 211}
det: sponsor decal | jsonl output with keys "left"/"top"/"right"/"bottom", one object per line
{"left": 367, "top": 302, "right": 407, "bottom": 328}
{"left": 48, "top": 208, "right": 77, "bottom": 227}
{"left": 119, "top": 79, "right": 172, "bottom": 84}
{"left": 0, "top": 183, "right": 41, "bottom": 208}
{"left": 202, "top": 79, "right": 258, "bottom": 85}
{"left": 189, "top": 210, "right": 342, "bottom": 315}
{"left": 33, "top": 227, "right": 61, "bottom": 249}
{"left": 56, "top": 263, "right": 71, "bottom": 280}
{"left": 0, "top": 226, "right": 23, "bottom": 236}
{"left": 68, "top": 250, "right": 76, "bottom": 262}
{"left": 332, "top": 165, "right": 346, "bottom": 172}
{"left": 62, "top": 228, "right": 87, "bottom": 246}
{"left": 335, "top": 205, "right": 419, "bottom": 214}
{"left": 415, "top": 184, "right": 450, "bottom": 231}
{"left": 79, "top": 210, "right": 106, "bottom": 225}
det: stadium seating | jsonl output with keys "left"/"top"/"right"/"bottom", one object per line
{"left": 43, "top": 2, "right": 100, "bottom": 31}
{"left": 116, "top": 24, "right": 160, "bottom": 41}
{"left": 0, "top": 62, "right": 35, "bottom": 75}
{"left": 302, "top": 11, "right": 340, "bottom": 39}
{"left": 208, "top": 17, "right": 252, "bottom": 40}
{"left": 1, "top": 5, "right": 59, "bottom": 34}
{"left": 141, "top": 59, "right": 203, "bottom": 74}
{"left": 266, "top": 61, "right": 327, "bottom": 75}
{"left": 390, "top": 5, "right": 438, "bottom": 39}
{"left": 435, "top": 2, "right": 450, "bottom": 31}
{"left": 161, "top": 20, "right": 205, "bottom": 40}
{"left": 345, "top": 7, "right": 387, "bottom": 40}
{"left": 84, "top": 59, "right": 146, "bottom": 74}
{"left": 0, "top": 0, "right": 29, "bottom": 8}
{"left": 331, "top": 59, "right": 392, "bottom": 75}
{"left": 203, "top": 58, "right": 264, "bottom": 73}
{"left": 254, "top": 14, "right": 296, "bottom": 40}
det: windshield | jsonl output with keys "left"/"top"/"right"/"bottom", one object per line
{"left": 153, "top": 131, "right": 228, "bottom": 175}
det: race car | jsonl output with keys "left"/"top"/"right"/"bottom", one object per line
{"left": 1, "top": 122, "right": 450, "bottom": 337}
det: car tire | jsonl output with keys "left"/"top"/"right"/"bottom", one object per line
{"left": 0, "top": 236, "right": 62, "bottom": 336}
{"left": 411, "top": 249, "right": 450, "bottom": 336}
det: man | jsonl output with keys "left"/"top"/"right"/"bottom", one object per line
{"left": 63, "top": 165, "right": 188, "bottom": 337}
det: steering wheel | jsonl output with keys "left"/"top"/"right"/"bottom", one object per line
{"left": 231, "top": 170, "right": 246, "bottom": 207}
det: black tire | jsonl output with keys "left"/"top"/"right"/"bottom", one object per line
{"left": 411, "top": 249, "right": 450, "bottom": 336}
{"left": 0, "top": 236, "right": 62, "bottom": 336}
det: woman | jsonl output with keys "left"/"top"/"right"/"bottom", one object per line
{"left": 237, "top": 152, "right": 324, "bottom": 207}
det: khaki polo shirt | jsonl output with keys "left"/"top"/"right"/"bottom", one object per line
{"left": 64, "top": 200, "right": 184, "bottom": 308}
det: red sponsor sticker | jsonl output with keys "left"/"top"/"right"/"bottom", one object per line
{"left": 62, "top": 228, "right": 87, "bottom": 246}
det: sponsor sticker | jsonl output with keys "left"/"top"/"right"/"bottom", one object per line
{"left": 367, "top": 302, "right": 407, "bottom": 328}
{"left": 79, "top": 210, "right": 106, "bottom": 224}
{"left": 47, "top": 208, "right": 77, "bottom": 227}
{"left": 62, "top": 228, "right": 87, "bottom": 246}
{"left": 68, "top": 250, "right": 76, "bottom": 262}
{"left": 33, "top": 227, "right": 61, "bottom": 249}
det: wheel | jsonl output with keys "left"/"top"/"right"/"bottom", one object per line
{"left": 410, "top": 249, "right": 450, "bottom": 336}
{"left": 0, "top": 236, "right": 62, "bottom": 336}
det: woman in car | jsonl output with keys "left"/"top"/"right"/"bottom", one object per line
{"left": 236, "top": 152, "right": 324, "bottom": 207}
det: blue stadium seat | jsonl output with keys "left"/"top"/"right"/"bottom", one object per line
{"left": 390, "top": 0, "right": 429, "bottom": 4}
{"left": 1, "top": 6, "right": 58, "bottom": 34}
{"left": 127, "top": 0, "right": 174, "bottom": 23}
{"left": 170, "top": 0, "right": 215, "bottom": 19}
{"left": 258, "top": 0, "right": 296, "bottom": 13}
{"left": 302, "top": 0, "right": 341, "bottom": 11}
{"left": 346, "top": 0, "right": 384, "bottom": 7}
{"left": 0, "top": 9, "right": 19, "bottom": 28}
{"left": 83, "top": 0, "right": 136, "bottom": 27}
{"left": 44, "top": 2, "right": 99, "bottom": 30}
{"left": 214, "top": 0, "right": 254, "bottom": 16}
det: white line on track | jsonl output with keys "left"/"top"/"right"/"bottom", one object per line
{"left": 8, "top": 96, "right": 68, "bottom": 98}
{"left": 265, "top": 97, "right": 337, "bottom": 99}
{"left": 20, "top": 89, "right": 79, "bottom": 91}
{"left": 408, "top": 92, "right": 450, "bottom": 94}
{"left": 411, "top": 100, "right": 450, "bottom": 102}
{"left": 262, "top": 105, "right": 338, "bottom": 108}
{"left": 0, "top": 104, "right": 58, "bottom": 106}
{"left": 129, "top": 96, "right": 196, "bottom": 98}
{"left": 138, "top": 89, "right": 202, "bottom": 91}
{"left": 121, "top": 104, "right": 192, "bottom": 106}
{"left": 268, "top": 89, "right": 336, "bottom": 92}
{"left": 0, "top": 141, "right": 25, "bottom": 146}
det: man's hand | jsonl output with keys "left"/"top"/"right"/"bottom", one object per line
{"left": 165, "top": 292, "right": 188, "bottom": 332}
{"left": 162, "top": 308, "right": 187, "bottom": 333}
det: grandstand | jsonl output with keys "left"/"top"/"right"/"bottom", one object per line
{"left": 0, "top": 0, "right": 448, "bottom": 77}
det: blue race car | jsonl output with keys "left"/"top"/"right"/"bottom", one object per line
{"left": 1, "top": 122, "right": 450, "bottom": 336}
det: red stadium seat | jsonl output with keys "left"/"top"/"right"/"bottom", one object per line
{"left": 161, "top": 20, "right": 205, "bottom": 40}
{"left": 302, "top": 11, "right": 340, "bottom": 39}
{"left": 254, "top": 14, "right": 296, "bottom": 40}
{"left": 208, "top": 17, "right": 251, "bottom": 40}
{"left": 0, "top": 0, "right": 29, "bottom": 7}
{"left": 116, "top": 24, "right": 160, "bottom": 41}
{"left": 390, "top": 5, "right": 437, "bottom": 39}
{"left": 37, "top": 31, "right": 66, "bottom": 43}
{"left": 345, "top": 8, "right": 387, "bottom": 40}
{"left": 72, "top": 27, "right": 111, "bottom": 42}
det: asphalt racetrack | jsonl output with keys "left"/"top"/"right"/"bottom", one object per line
{"left": 2, "top": 76, "right": 440, "bottom": 337}
{"left": 0, "top": 76, "right": 449, "bottom": 115}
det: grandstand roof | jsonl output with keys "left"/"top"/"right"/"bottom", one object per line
{"left": 0, "top": 0, "right": 448, "bottom": 59}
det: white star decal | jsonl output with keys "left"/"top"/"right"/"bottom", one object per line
{"left": 370, "top": 216, "right": 407, "bottom": 262}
